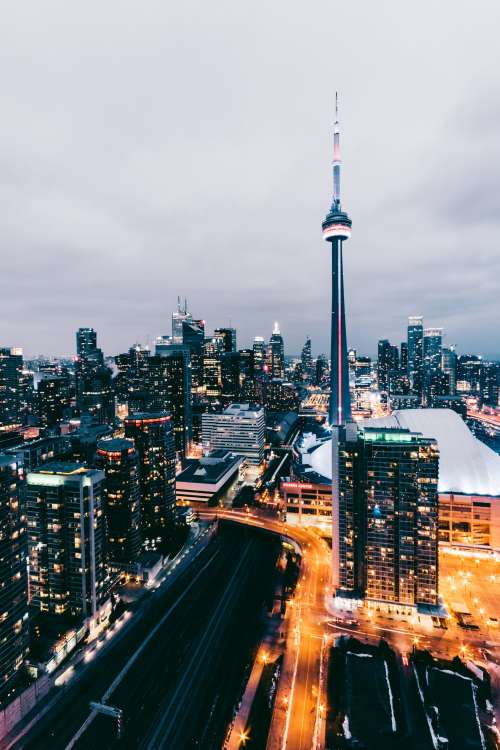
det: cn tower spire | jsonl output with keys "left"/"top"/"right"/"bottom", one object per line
{"left": 332, "top": 91, "right": 342, "bottom": 210}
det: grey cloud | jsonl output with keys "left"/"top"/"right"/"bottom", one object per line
{"left": 1, "top": 0, "right": 499, "bottom": 358}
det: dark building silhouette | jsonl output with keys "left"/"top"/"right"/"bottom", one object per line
{"left": 124, "top": 412, "right": 176, "bottom": 544}
{"left": 75, "top": 328, "right": 114, "bottom": 424}
{"left": 0, "top": 347, "right": 23, "bottom": 427}
{"left": 182, "top": 319, "right": 205, "bottom": 394}
{"left": 214, "top": 327, "right": 237, "bottom": 353}
{"left": 221, "top": 351, "right": 241, "bottom": 405}
{"left": 149, "top": 346, "right": 192, "bottom": 458}
{"left": 0, "top": 456, "right": 29, "bottom": 701}
{"left": 96, "top": 439, "right": 142, "bottom": 565}
{"left": 301, "top": 337, "right": 313, "bottom": 378}
{"left": 36, "top": 373, "right": 71, "bottom": 427}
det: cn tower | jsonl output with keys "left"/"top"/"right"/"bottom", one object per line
{"left": 322, "top": 92, "right": 352, "bottom": 427}
{"left": 322, "top": 94, "right": 352, "bottom": 589}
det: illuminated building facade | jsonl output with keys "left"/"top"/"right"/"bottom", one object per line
{"left": 26, "top": 463, "right": 109, "bottom": 620}
{"left": 96, "top": 439, "right": 142, "bottom": 565}
{"left": 202, "top": 403, "right": 265, "bottom": 464}
{"left": 268, "top": 323, "right": 284, "bottom": 379}
{"left": 337, "top": 427, "right": 440, "bottom": 611}
{"left": 124, "top": 412, "right": 176, "bottom": 542}
{"left": 252, "top": 337, "right": 266, "bottom": 375}
{"left": 0, "top": 456, "right": 29, "bottom": 701}
{"left": 439, "top": 493, "right": 500, "bottom": 549}
{"left": 407, "top": 316, "right": 424, "bottom": 396}
{"left": 203, "top": 337, "right": 223, "bottom": 401}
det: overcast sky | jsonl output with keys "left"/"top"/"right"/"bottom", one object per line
{"left": 1, "top": 0, "right": 499, "bottom": 358}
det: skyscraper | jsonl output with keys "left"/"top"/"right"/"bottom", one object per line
{"left": 301, "top": 337, "right": 313, "bottom": 378}
{"left": 0, "top": 455, "right": 29, "bottom": 700}
{"left": 76, "top": 327, "right": 97, "bottom": 358}
{"left": 214, "top": 327, "right": 237, "bottom": 353}
{"left": 26, "top": 463, "right": 109, "bottom": 620}
{"left": 124, "top": 412, "right": 176, "bottom": 544}
{"left": 377, "top": 339, "right": 399, "bottom": 396}
{"left": 322, "top": 94, "right": 352, "bottom": 589}
{"left": 268, "top": 322, "right": 284, "bottom": 379}
{"left": 338, "top": 427, "right": 439, "bottom": 611}
{"left": 96, "top": 439, "right": 142, "bottom": 565}
{"left": 75, "top": 328, "right": 114, "bottom": 423}
{"left": 0, "top": 347, "right": 23, "bottom": 428}
{"left": 252, "top": 337, "right": 266, "bottom": 375}
{"left": 203, "top": 337, "right": 223, "bottom": 401}
{"left": 171, "top": 297, "right": 192, "bottom": 344}
{"left": 182, "top": 319, "right": 205, "bottom": 393}
{"left": 407, "top": 316, "right": 424, "bottom": 397}
{"left": 423, "top": 327, "right": 443, "bottom": 405}
{"left": 149, "top": 345, "right": 192, "bottom": 458}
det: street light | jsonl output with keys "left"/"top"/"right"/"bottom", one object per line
{"left": 239, "top": 729, "right": 250, "bottom": 746}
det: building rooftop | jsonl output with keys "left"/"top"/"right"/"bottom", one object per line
{"left": 309, "top": 409, "right": 500, "bottom": 496}
{"left": 125, "top": 411, "right": 170, "bottom": 423}
{"left": 96, "top": 438, "right": 135, "bottom": 453}
{"left": 177, "top": 451, "right": 241, "bottom": 485}
{"left": 221, "top": 403, "right": 264, "bottom": 418}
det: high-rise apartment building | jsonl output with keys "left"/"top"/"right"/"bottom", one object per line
{"left": 0, "top": 347, "right": 23, "bottom": 427}
{"left": 26, "top": 463, "right": 109, "bottom": 620}
{"left": 124, "top": 412, "right": 176, "bottom": 543}
{"left": 202, "top": 403, "right": 265, "bottom": 464}
{"left": 337, "top": 426, "right": 439, "bottom": 612}
{"left": 96, "top": 439, "right": 142, "bottom": 565}
{"left": 0, "top": 456, "right": 29, "bottom": 701}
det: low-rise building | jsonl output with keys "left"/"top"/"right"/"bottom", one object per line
{"left": 176, "top": 450, "right": 243, "bottom": 505}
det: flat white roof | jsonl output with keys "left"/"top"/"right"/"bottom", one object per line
{"left": 309, "top": 409, "right": 500, "bottom": 497}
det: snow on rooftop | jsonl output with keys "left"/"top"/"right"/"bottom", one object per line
{"left": 309, "top": 409, "right": 500, "bottom": 497}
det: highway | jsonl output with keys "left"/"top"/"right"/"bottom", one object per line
{"left": 70, "top": 524, "right": 280, "bottom": 749}
{"left": 7, "top": 525, "right": 280, "bottom": 750}
{"left": 198, "top": 509, "right": 332, "bottom": 750}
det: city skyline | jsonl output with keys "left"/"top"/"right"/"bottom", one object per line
{"left": 2, "top": 1, "right": 500, "bottom": 358}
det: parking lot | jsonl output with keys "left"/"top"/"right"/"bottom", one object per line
{"left": 439, "top": 549, "right": 500, "bottom": 636}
